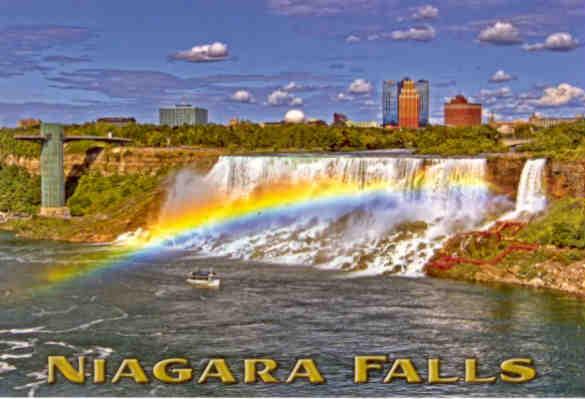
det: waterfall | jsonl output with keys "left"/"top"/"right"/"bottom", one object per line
{"left": 515, "top": 159, "right": 547, "bottom": 214}
{"left": 155, "top": 155, "right": 495, "bottom": 276}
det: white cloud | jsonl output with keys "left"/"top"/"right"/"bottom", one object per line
{"left": 170, "top": 42, "right": 229, "bottom": 62}
{"left": 489, "top": 70, "right": 515, "bottom": 83}
{"left": 523, "top": 32, "right": 580, "bottom": 52}
{"left": 283, "top": 81, "right": 301, "bottom": 91}
{"left": 345, "top": 34, "right": 361, "bottom": 43}
{"left": 391, "top": 25, "right": 436, "bottom": 41}
{"left": 477, "top": 22, "right": 522, "bottom": 45}
{"left": 267, "top": 89, "right": 303, "bottom": 106}
{"left": 230, "top": 90, "right": 254, "bottom": 103}
{"left": 348, "top": 78, "right": 373, "bottom": 94}
{"left": 532, "top": 83, "right": 585, "bottom": 107}
{"left": 336, "top": 92, "right": 354, "bottom": 101}
{"left": 412, "top": 5, "right": 439, "bottom": 20}
{"left": 479, "top": 86, "right": 513, "bottom": 99}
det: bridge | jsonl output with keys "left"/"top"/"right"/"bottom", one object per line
{"left": 15, "top": 123, "right": 131, "bottom": 218}
{"left": 500, "top": 138, "right": 534, "bottom": 151}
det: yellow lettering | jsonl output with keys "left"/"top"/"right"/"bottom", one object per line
{"left": 500, "top": 358, "right": 536, "bottom": 383}
{"left": 48, "top": 356, "right": 85, "bottom": 384}
{"left": 93, "top": 359, "right": 106, "bottom": 384}
{"left": 383, "top": 359, "right": 422, "bottom": 384}
{"left": 354, "top": 355, "right": 388, "bottom": 383}
{"left": 112, "top": 359, "right": 149, "bottom": 384}
{"left": 465, "top": 358, "right": 496, "bottom": 383}
{"left": 428, "top": 358, "right": 459, "bottom": 384}
{"left": 153, "top": 358, "right": 193, "bottom": 384}
{"left": 244, "top": 358, "right": 279, "bottom": 383}
{"left": 198, "top": 359, "right": 237, "bottom": 384}
{"left": 286, "top": 359, "right": 325, "bottom": 384}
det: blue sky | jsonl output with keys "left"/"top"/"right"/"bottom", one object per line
{"left": 0, "top": 0, "right": 584, "bottom": 126}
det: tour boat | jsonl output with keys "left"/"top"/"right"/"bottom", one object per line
{"left": 186, "top": 270, "right": 220, "bottom": 289}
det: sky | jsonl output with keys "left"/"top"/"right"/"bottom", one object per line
{"left": 0, "top": 0, "right": 584, "bottom": 126}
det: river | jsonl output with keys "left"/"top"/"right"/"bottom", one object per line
{"left": 1, "top": 232, "right": 584, "bottom": 397}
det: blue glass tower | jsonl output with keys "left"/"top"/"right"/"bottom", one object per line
{"left": 415, "top": 79, "right": 430, "bottom": 126}
{"left": 382, "top": 80, "right": 399, "bottom": 126}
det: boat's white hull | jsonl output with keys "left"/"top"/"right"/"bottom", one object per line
{"left": 186, "top": 278, "right": 221, "bottom": 289}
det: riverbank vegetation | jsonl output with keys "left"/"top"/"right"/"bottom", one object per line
{"left": 427, "top": 197, "right": 585, "bottom": 296}
{"left": 0, "top": 167, "right": 166, "bottom": 242}
{"left": 517, "top": 120, "right": 585, "bottom": 160}
{"left": 0, "top": 165, "right": 41, "bottom": 214}
{"left": 2, "top": 120, "right": 585, "bottom": 159}
{"left": 1, "top": 123, "right": 505, "bottom": 157}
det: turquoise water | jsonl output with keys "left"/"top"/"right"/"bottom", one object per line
{"left": 0, "top": 232, "right": 584, "bottom": 396}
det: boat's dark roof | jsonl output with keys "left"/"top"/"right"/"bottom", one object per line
{"left": 190, "top": 272, "right": 216, "bottom": 277}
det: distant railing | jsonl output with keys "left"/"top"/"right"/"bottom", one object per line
{"left": 427, "top": 221, "right": 539, "bottom": 272}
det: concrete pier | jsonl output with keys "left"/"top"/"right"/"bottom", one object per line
{"left": 15, "top": 123, "right": 131, "bottom": 218}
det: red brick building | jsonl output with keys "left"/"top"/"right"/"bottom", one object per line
{"left": 398, "top": 80, "right": 420, "bottom": 129}
{"left": 444, "top": 95, "right": 482, "bottom": 127}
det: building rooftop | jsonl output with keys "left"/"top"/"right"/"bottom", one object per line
{"left": 446, "top": 95, "right": 481, "bottom": 106}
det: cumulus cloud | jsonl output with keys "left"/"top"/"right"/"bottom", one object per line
{"left": 489, "top": 70, "right": 515, "bottom": 83}
{"left": 523, "top": 32, "right": 580, "bottom": 52}
{"left": 477, "top": 22, "right": 522, "bottom": 45}
{"left": 169, "top": 42, "right": 229, "bottom": 62}
{"left": 412, "top": 5, "right": 439, "bottom": 20}
{"left": 345, "top": 34, "right": 361, "bottom": 43}
{"left": 283, "top": 81, "right": 301, "bottom": 91}
{"left": 267, "top": 89, "right": 303, "bottom": 106}
{"left": 336, "top": 92, "right": 354, "bottom": 101}
{"left": 230, "top": 90, "right": 254, "bottom": 103}
{"left": 391, "top": 25, "right": 436, "bottom": 41}
{"left": 348, "top": 78, "right": 373, "bottom": 94}
{"left": 532, "top": 83, "right": 585, "bottom": 107}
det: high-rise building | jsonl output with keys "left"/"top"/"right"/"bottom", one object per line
{"left": 382, "top": 78, "right": 429, "bottom": 128}
{"left": 415, "top": 79, "right": 430, "bottom": 127}
{"left": 444, "top": 95, "right": 482, "bottom": 127}
{"left": 382, "top": 80, "right": 399, "bottom": 126}
{"left": 159, "top": 104, "right": 208, "bottom": 127}
{"left": 398, "top": 80, "right": 420, "bottom": 129}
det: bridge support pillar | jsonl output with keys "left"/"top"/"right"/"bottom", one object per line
{"left": 39, "top": 123, "right": 70, "bottom": 218}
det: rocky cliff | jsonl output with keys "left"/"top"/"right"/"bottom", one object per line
{"left": 486, "top": 155, "right": 585, "bottom": 200}
{"left": 3, "top": 147, "right": 224, "bottom": 177}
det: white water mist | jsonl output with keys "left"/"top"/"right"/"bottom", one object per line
{"left": 158, "top": 156, "right": 495, "bottom": 276}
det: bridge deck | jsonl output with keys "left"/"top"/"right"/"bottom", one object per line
{"left": 63, "top": 136, "right": 132, "bottom": 143}
{"left": 14, "top": 135, "right": 46, "bottom": 142}
{"left": 15, "top": 135, "right": 132, "bottom": 143}
{"left": 501, "top": 138, "right": 534, "bottom": 148}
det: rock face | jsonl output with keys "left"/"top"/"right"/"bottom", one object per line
{"left": 485, "top": 154, "right": 527, "bottom": 198}
{"left": 3, "top": 147, "right": 224, "bottom": 177}
{"left": 548, "top": 160, "right": 585, "bottom": 199}
{"left": 486, "top": 155, "right": 585, "bottom": 201}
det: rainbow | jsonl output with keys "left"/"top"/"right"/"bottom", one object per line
{"left": 38, "top": 172, "right": 491, "bottom": 288}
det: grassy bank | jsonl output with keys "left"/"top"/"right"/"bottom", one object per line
{"left": 426, "top": 198, "right": 585, "bottom": 297}
{"left": 0, "top": 165, "right": 41, "bottom": 215}
{"left": 1, "top": 169, "right": 168, "bottom": 242}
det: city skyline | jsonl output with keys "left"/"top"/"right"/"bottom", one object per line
{"left": 0, "top": 0, "right": 584, "bottom": 126}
